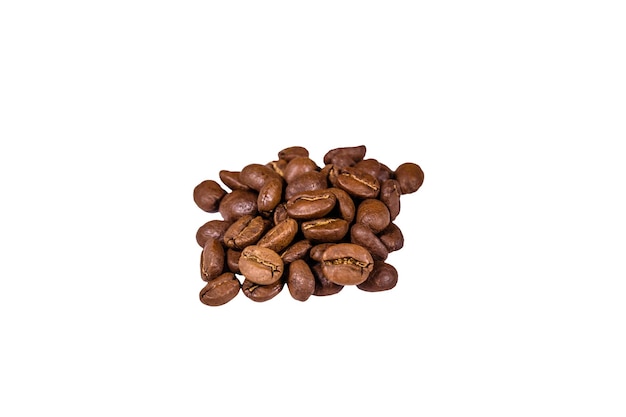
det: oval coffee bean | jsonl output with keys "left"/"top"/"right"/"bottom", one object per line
{"left": 219, "top": 170, "right": 251, "bottom": 191}
{"left": 196, "top": 219, "right": 231, "bottom": 248}
{"left": 379, "top": 222, "right": 404, "bottom": 252}
{"left": 350, "top": 223, "right": 388, "bottom": 261}
{"left": 273, "top": 203, "right": 289, "bottom": 224}
{"left": 380, "top": 179, "right": 401, "bottom": 221}
{"left": 321, "top": 243, "right": 374, "bottom": 285}
{"left": 323, "top": 145, "right": 366, "bottom": 166}
{"left": 327, "top": 187, "right": 355, "bottom": 223}
{"left": 394, "top": 162, "right": 424, "bottom": 194}
{"left": 239, "top": 245, "right": 284, "bottom": 285}
{"left": 284, "top": 156, "right": 319, "bottom": 183}
{"left": 278, "top": 146, "right": 309, "bottom": 162}
{"left": 309, "top": 243, "right": 336, "bottom": 262}
{"left": 266, "top": 159, "right": 287, "bottom": 178}
{"left": 285, "top": 189, "right": 336, "bottom": 219}
{"left": 257, "top": 218, "right": 298, "bottom": 252}
{"left": 311, "top": 262, "right": 344, "bottom": 296}
{"left": 353, "top": 159, "right": 381, "bottom": 180}
{"left": 376, "top": 162, "right": 393, "bottom": 184}
{"left": 200, "top": 238, "right": 225, "bottom": 282}
{"left": 287, "top": 259, "right": 315, "bottom": 302}
{"left": 226, "top": 248, "right": 242, "bottom": 274}
{"left": 357, "top": 261, "right": 398, "bottom": 292}
{"left": 193, "top": 180, "right": 227, "bottom": 213}
{"left": 281, "top": 239, "right": 312, "bottom": 264}
{"left": 223, "top": 215, "right": 269, "bottom": 249}
{"left": 239, "top": 163, "right": 282, "bottom": 191}
{"left": 218, "top": 189, "right": 258, "bottom": 222}
{"left": 334, "top": 166, "right": 380, "bottom": 199}
{"left": 301, "top": 218, "right": 349, "bottom": 242}
{"left": 257, "top": 178, "right": 283, "bottom": 212}
{"left": 356, "top": 199, "right": 390, "bottom": 234}
{"left": 284, "top": 171, "right": 328, "bottom": 200}
{"left": 199, "top": 272, "right": 241, "bottom": 306}
{"left": 242, "top": 278, "right": 284, "bottom": 302}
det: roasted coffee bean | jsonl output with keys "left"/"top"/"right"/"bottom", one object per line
{"left": 200, "top": 238, "right": 225, "bottom": 282}
{"left": 266, "top": 159, "right": 287, "bottom": 178}
{"left": 199, "top": 272, "right": 241, "bottom": 306}
{"left": 379, "top": 222, "right": 404, "bottom": 252}
{"left": 196, "top": 219, "right": 231, "bottom": 248}
{"left": 321, "top": 243, "right": 374, "bottom": 285}
{"left": 194, "top": 180, "right": 227, "bottom": 213}
{"left": 223, "top": 215, "right": 269, "bottom": 249}
{"left": 281, "top": 239, "right": 312, "bottom": 264}
{"left": 311, "top": 262, "right": 344, "bottom": 296}
{"left": 239, "top": 163, "right": 282, "bottom": 190}
{"left": 327, "top": 187, "right": 355, "bottom": 223}
{"left": 332, "top": 166, "right": 380, "bottom": 199}
{"left": 356, "top": 199, "right": 390, "bottom": 234}
{"left": 219, "top": 170, "right": 251, "bottom": 191}
{"left": 357, "top": 261, "right": 398, "bottom": 292}
{"left": 273, "top": 203, "right": 289, "bottom": 224}
{"left": 350, "top": 223, "right": 388, "bottom": 261}
{"left": 226, "top": 248, "right": 242, "bottom": 274}
{"left": 309, "top": 243, "right": 336, "bottom": 262}
{"left": 353, "top": 159, "right": 382, "bottom": 180}
{"left": 286, "top": 189, "right": 336, "bottom": 219}
{"left": 287, "top": 259, "right": 315, "bottom": 301}
{"left": 394, "top": 162, "right": 424, "bottom": 194}
{"left": 257, "top": 178, "right": 283, "bottom": 212}
{"left": 323, "top": 145, "right": 367, "bottom": 166}
{"left": 284, "top": 171, "right": 328, "bottom": 200}
{"left": 284, "top": 157, "right": 319, "bottom": 183}
{"left": 257, "top": 218, "right": 298, "bottom": 252}
{"left": 376, "top": 162, "right": 393, "bottom": 184}
{"left": 239, "top": 245, "right": 284, "bottom": 285}
{"left": 380, "top": 179, "right": 401, "bottom": 221}
{"left": 301, "top": 218, "right": 349, "bottom": 242}
{"left": 278, "top": 146, "right": 309, "bottom": 162}
{"left": 242, "top": 278, "right": 284, "bottom": 302}
{"left": 218, "top": 189, "right": 258, "bottom": 222}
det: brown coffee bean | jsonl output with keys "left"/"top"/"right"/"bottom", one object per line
{"left": 199, "top": 272, "right": 241, "bottom": 306}
{"left": 356, "top": 199, "right": 390, "bottom": 234}
{"left": 226, "top": 248, "right": 242, "bottom": 274}
{"left": 242, "top": 278, "right": 284, "bottom": 302}
{"left": 284, "top": 171, "right": 328, "bottom": 200}
{"left": 281, "top": 239, "right": 312, "bottom": 264}
{"left": 239, "top": 163, "right": 282, "bottom": 190}
{"left": 218, "top": 189, "right": 258, "bottom": 222}
{"left": 239, "top": 245, "right": 284, "bottom": 285}
{"left": 357, "top": 261, "right": 398, "bottom": 292}
{"left": 394, "top": 162, "right": 424, "bottom": 194}
{"left": 193, "top": 180, "right": 227, "bottom": 213}
{"left": 196, "top": 219, "right": 231, "bottom": 248}
{"left": 257, "top": 178, "right": 283, "bottom": 212}
{"left": 301, "top": 218, "right": 349, "bottom": 242}
{"left": 380, "top": 179, "right": 401, "bottom": 221}
{"left": 200, "top": 238, "right": 225, "bottom": 282}
{"left": 311, "top": 262, "right": 344, "bottom": 296}
{"left": 273, "top": 203, "right": 289, "bottom": 224}
{"left": 353, "top": 159, "right": 381, "bottom": 180}
{"left": 332, "top": 166, "right": 380, "bottom": 199}
{"left": 309, "top": 243, "right": 336, "bottom": 262}
{"left": 284, "top": 157, "right": 319, "bottom": 183}
{"left": 323, "top": 145, "right": 367, "bottom": 165}
{"left": 321, "top": 243, "right": 374, "bottom": 285}
{"left": 278, "top": 146, "right": 309, "bottom": 162}
{"left": 285, "top": 189, "right": 336, "bottom": 219}
{"left": 257, "top": 218, "right": 298, "bottom": 252}
{"left": 327, "top": 187, "right": 355, "bottom": 223}
{"left": 219, "top": 170, "right": 251, "bottom": 191}
{"left": 350, "top": 223, "right": 388, "bottom": 261}
{"left": 223, "top": 215, "right": 269, "bottom": 249}
{"left": 266, "top": 159, "right": 287, "bottom": 178}
{"left": 377, "top": 162, "right": 393, "bottom": 184}
{"left": 287, "top": 260, "right": 315, "bottom": 301}
{"left": 379, "top": 223, "right": 404, "bottom": 252}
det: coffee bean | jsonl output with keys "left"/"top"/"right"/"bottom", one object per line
{"left": 284, "top": 156, "right": 319, "bottom": 183}
{"left": 218, "top": 189, "right": 258, "bottom": 222}
{"left": 223, "top": 215, "right": 270, "bottom": 249}
{"left": 323, "top": 145, "right": 367, "bottom": 166}
{"left": 355, "top": 199, "right": 390, "bottom": 234}
{"left": 321, "top": 243, "right": 374, "bottom": 285}
{"left": 199, "top": 272, "right": 241, "bottom": 306}
{"left": 257, "top": 218, "right": 298, "bottom": 252}
{"left": 281, "top": 239, "right": 312, "bottom": 264}
{"left": 287, "top": 260, "right": 315, "bottom": 301}
{"left": 332, "top": 166, "right": 380, "bottom": 199}
{"left": 196, "top": 219, "right": 231, "bottom": 248}
{"left": 379, "top": 223, "right": 404, "bottom": 252}
{"left": 284, "top": 171, "right": 328, "bottom": 200}
{"left": 327, "top": 187, "right": 355, "bottom": 223}
{"left": 242, "top": 278, "right": 284, "bottom": 302}
{"left": 239, "top": 163, "right": 282, "bottom": 191}
{"left": 239, "top": 245, "right": 284, "bottom": 285}
{"left": 357, "top": 261, "right": 398, "bottom": 292}
{"left": 278, "top": 146, "right": 309, "bottom": 162}
{"left": 219, "top": 170, "right": 251, "bottom": 191}
{"left": 286, "top": 189, "right": 336, "bottom": 219}
{"left": 273, "top": 203, "right": 289, "bottom": 224}
{"left": 301, "top": 218, "right": 349, "bottom": 242}
{"left": 311, "top": 262, "right": 344, "bottom": 296}
{"left": 380, "top": 179, "right": 401, "bottom": 221}
{"left": 394, "top": 162, "right": 424, "bottom": 194}
{"left": 200, "top": 238, "right": 225, "bottom": 282}
{"left": 226, "top": 248, "right": 242, "bottom": 274}
{"left": 193, "top": 180, "right": 227, "bottom": 213}
{"left": 350, "top": 223, "right": 388, "bottom": 261}
{"left": 309, "top": 243, "right": 336, "bottom": 262}
{"left": 266, "top": 159, "right": 287, "bottom": 178}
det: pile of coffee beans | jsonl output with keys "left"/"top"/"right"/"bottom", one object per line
{"left": 193, "top": 145, "right": 424, "bottom": 306}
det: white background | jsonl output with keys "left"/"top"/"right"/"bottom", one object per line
{"left": 1, "top": 1, "right": 625, "bottom": 416}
